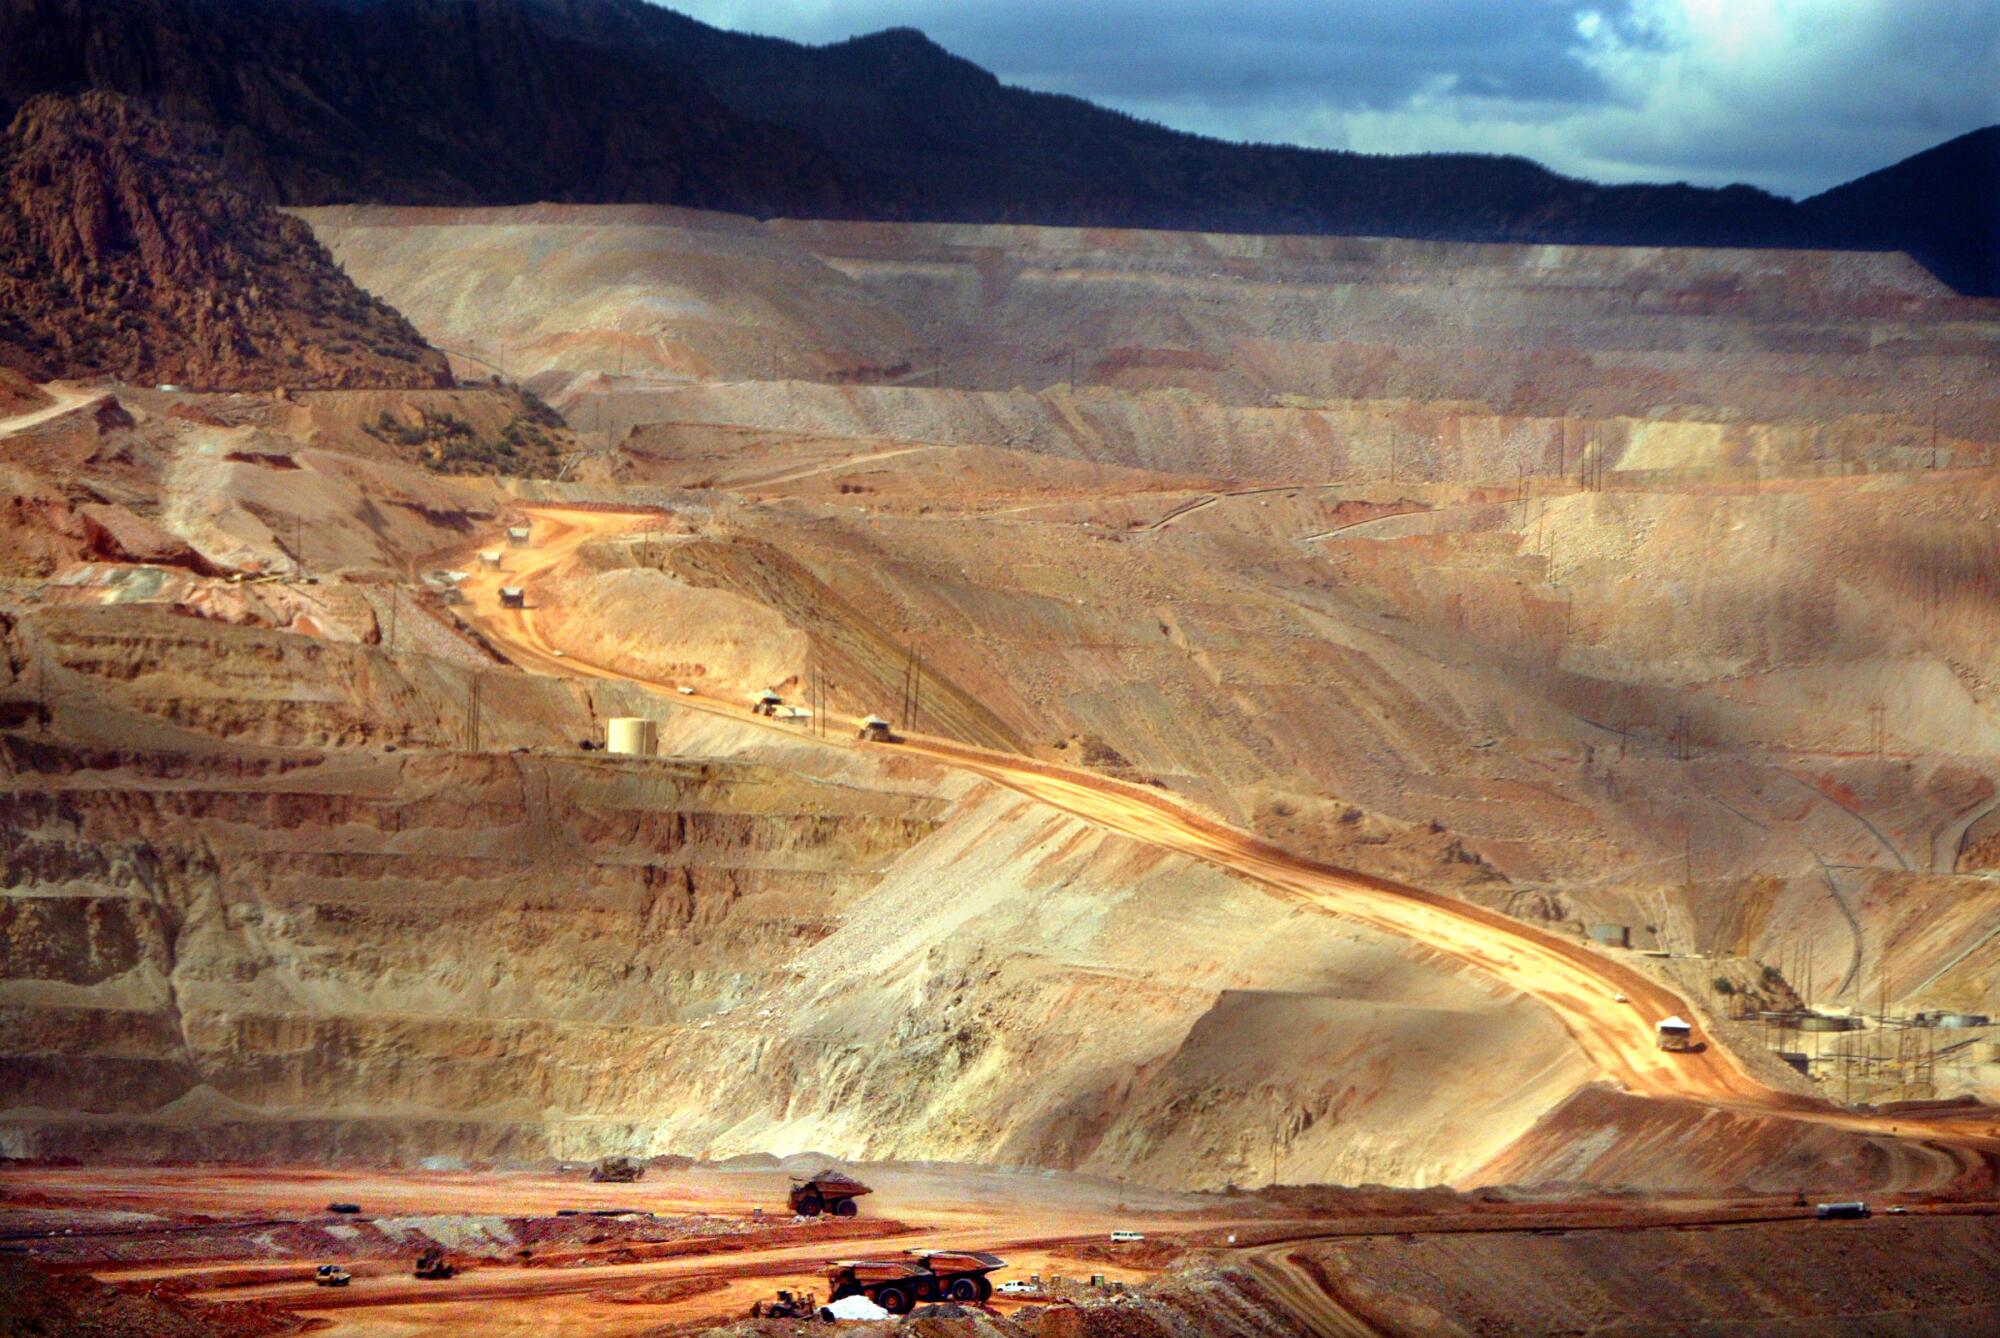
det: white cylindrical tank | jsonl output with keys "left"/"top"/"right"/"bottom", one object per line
{"left": 606, "top": 717, "right": 658, "bottom": 756}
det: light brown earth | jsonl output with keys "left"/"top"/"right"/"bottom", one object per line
{"left": 5, "top": 204, "right": 2000, "bottom": 1332}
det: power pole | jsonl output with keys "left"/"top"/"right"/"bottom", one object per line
{"left": 385, "top": 588, "right": 399, "bottom": 655}
{"left": 465, "top": 673, "right": 483, "bottom": 752}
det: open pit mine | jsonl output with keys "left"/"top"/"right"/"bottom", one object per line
{"left": 4, "top": 102, "right": 2000, "bottom": 1338}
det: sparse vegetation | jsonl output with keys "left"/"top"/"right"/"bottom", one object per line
{"left": 363, "top": 406, "right": 565, "bottom": 477}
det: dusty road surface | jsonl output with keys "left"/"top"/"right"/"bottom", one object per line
{"left": 453, "top": 505, "right": 2000, "bottom": 1160}
{"left": 8, "top": 1163, "right": 1220, "bottom": 1336}
{"left": 0, "top": 383, "right": 100, "bottom": 438}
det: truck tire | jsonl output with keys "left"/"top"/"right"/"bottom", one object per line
{"left": 946, "top": 1277, "right": 981, "bottom": 1302}
{"left": 974, "top": 1276, "right": 993, "bottom": 1302}
{"left": 794, "top": 1194, "right": 823, "bottom": 1217}
{"left": 832, "top": 1197, "right": 858, "bottom": 1217}
{"left": 873, "top": 1285, "right": 912, "bottom": 1315}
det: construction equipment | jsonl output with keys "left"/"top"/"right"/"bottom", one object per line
{"left": 857, "top": 715, "right": 895, "bottom": 742}
{"left": 499, "top": 586, "right": 525, "bottom": 608}
{"left": 751, "top": 690, "right": 783, "bottom": 716}
{"left": 824, "top": 1250, "right": 1005, "bottom": 1313}
{"left": 789, "top": 1169, "right": 872, "bottom": 1217}
{"left": 413, "top": 1248, "right": 456, "bottom": 1280}
{"left": 589, "top": 1155, "right": 645, "bottom": 1182}
{"left": 754, "top": 1288, "right": 818, "bottom": 1319}
{"left": 313, "top": 1264, "right": 351, "bottom": 1287}
{"left": 1656, "top": 1015, "right": 1695, "bottom": 1052}
{"left": 1816, "top": 1201, "right": 1871, "bottom": 1219}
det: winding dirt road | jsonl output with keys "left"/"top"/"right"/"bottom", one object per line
{"left": 454, "top": 505, "right": 2000, "bottom": 1156}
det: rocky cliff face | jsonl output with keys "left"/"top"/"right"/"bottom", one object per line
{"left": 0, "top": 92, "right": 449, "bottom": 389}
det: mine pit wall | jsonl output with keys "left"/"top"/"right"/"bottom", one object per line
{"left": 618, "top": 383, "right": 1999, "bottom": 491}
{"left": 1281, "top": 1213, "right": 2000, "bottom": 1337}
{"left": 0, "top": 736, "right": 952, "bottom": 1164}
{"left": 0, "top": 704, "right": 1595, "bottom": 1187}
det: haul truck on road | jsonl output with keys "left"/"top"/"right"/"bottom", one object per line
{"left": 825, "top": 1250, "right": 1006, "bottom": 1313}
{"left": 788, "top": 1169, "right": 871, "bottom": 1217}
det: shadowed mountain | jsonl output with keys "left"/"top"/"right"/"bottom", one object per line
{"left": 0, "top": 0, "right": 1991, "bottom": 293}
{"left": 0, "top": 90, "right": 450, "bottom": 388}
{"left": 1805, "top": 126, "right": 2000, "bottom": 300}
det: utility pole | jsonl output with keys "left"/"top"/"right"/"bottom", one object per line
{"left": 385, "top": 588, "right": 399, "bottom": 655}
{"left": 1068, "top": 346, "right": 1077, "bottom": 392}
{"left": 466, "top": 673, "right": 483, "bottom": 752}
{"left": 295, "top": 515, "right": 305, "bottom": 579}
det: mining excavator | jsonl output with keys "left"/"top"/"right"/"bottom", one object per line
{"left": 825, "top": 1250, "right": 1005, "bottom": 1313}
{"left": 413, "top": 1247, "right": 456, "bottom": 1280}
{"left": 788, "top": 1169, "right": 871, "bottom": 1217}
{"left": 589, "top": 1155, "right": 645, "bottom": 1182}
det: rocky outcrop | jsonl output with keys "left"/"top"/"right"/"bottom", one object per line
{"left": 0, "top": 92, "right": 450, "bottom": 390}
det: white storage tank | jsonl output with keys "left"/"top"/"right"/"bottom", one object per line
{"left": 606, "top": 717, "right": 658, "bottom": 756}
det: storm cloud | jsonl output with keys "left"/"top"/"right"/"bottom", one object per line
{"left": 664, "top": 0, "right": 2000, "bottom": 197}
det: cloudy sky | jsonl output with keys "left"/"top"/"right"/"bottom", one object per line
{"left": 663, "top": 0, "right": 1999, "bottom": 198}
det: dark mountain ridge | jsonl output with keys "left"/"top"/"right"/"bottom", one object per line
{"left": 0, "top": 0, "right": 1991, "bottom": 293}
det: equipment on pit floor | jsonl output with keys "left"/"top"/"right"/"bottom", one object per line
{"left": 413, "top": 1248, "right": 457, "bottom": 1280}
{"left": 327, "top": 1202, "right": 361, "bottom": 1214}
{"left": 1816, "top": 1201, "right": 1871, "bottom": 1220}
{"left": 589, "top": 1154, "right": 645, "bottom": 1182}
{"left": 506, "top": 525, "right": 531, "bottom": 547}
{"left": 499, "top": 586, "right": 525, "bottom": 608}
{"left": 751, "top": 690, "right": 783, "bottom": 716}
{"left": 1656, "top": 1015, "right": 1694, "bottom": 1052}
{"left": 1109, "top": 1230, "right": 1145, "bottom": 1243}
{"left": 789, "top": 1170, "right": 872, "bottom": 1217}
{"left": 754, "top": 1288, "right": 819, "bottom": 1319}
{"left": 824, "top": 1250, "right": 1005, "bottom": 1314}
{"left": 313, "top": 1264, "right": 351, "bottom": 1287}
{"left": 857, "top": 715, "right": 895, "bottom": 742}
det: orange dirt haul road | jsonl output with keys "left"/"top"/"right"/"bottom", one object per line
{"left": 454, "top": 505, "right": 2000, "bottom": 1158}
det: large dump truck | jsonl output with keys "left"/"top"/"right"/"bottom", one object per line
{"left": 825, "top": 1250, "right": 1005, "bottom": 1313}
{"left": 788, "top": 1169, "right": 871, "bottom": 1217}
